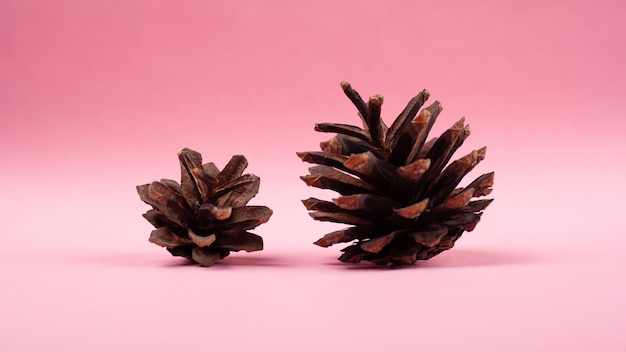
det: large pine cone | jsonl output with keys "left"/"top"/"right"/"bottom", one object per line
{"left": 137, "top": 148, "right": 272, "bottom": 266}
{"left": 298, "top": 82, "right": 494, "bottom": 265}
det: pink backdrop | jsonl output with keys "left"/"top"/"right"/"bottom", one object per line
{"left": 1, "top": 0, "right": 625, "bottom": 350}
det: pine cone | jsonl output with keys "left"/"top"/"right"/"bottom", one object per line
{"left": 298, "top": 82, "right": 494, "bottom": 265}
{"left": 137, "top": 148, "right": 273, "bottom": 266}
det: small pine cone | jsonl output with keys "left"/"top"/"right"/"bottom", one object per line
{"left": 137, "top": 148, "right": 273, "bottom": 266}
{"left": 298, "top": 82, "right": 494, "bottom": 265}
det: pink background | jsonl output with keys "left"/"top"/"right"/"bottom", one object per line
{"left": 1, "top": 0, "right": 625, "bottom": 350}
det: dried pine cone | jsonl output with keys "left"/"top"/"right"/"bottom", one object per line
{"left": 298, "top": 82, "right": 494, "bottom": 265}
{"left": 137, "top": 148, "right": 272, "bottom": 266}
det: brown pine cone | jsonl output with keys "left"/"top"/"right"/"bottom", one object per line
{"left": 137, "top": 148, "right": 272, "bottom": 266}
{"left": 298, "top": 82, "right": 494, "bottom": 265}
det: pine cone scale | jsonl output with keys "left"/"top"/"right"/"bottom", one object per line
{"left": 309, "top": 211, "right": 374, "bottom": 226}
{"left": 196, "top": 205, "right": 272, "bottom": 232}
{"left": 365, "top": 94, "right": 385, "bottom": 148}
{"left": 212, "top": 230, "right": 263, "bottom": 252}
{"left": 360, "top": 233, "right": 396, "bottom": 253}
{"left": 216, "top": 176, "right": 260, "bottom": 208}
{"left": 188, "top": 230, "right": 216, "bottom": 247}
{"left": 340, "top": 81, "right": 369, "bottom": 123}
{"left": 315, "top": 123, "right": 371, "bottom": 142}
{"left": 178, "top": 148, "right": 205, "bottom": 209}
{"left": 136, "top": 183, "right": 191, "bottom": 228}
{"left": 302, "top": 165, "right": 377, "bottom": 195}
{"left": 333, "top": 193, "right": 399, "bottom": 216}
{"left": 297, "top": 151, "right": 349, "bottom": 171}
{"left": 313, "top": 227, "right": 372, "bottom": 247}
{"left": 321, "top": 135, "right": 377, "bottom": 155}
{"left": 343, "top": 152, "right": 396, "bottom": 188}
{"left": 393, "top": 198, "right": 429, "bottom": 220}
{"left": 407, "top": 225, "right": 449, "bottom": 247}
{"left": 386, "top": 89, "right": 430, "bottom": 149}
{"left": 216, "top": 155, "right": 248, "bottom": 184}
{"left": 465, "top": 199, "right": 494, "bottom": 213}
{"left": 191, "top": 247, "right": 223, "bottom": 267}
{"left": 149, "top": 227, "right": 192, "bottom": 248}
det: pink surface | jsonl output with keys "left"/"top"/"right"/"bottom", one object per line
{"left": 1, "top": 0, "right": 625, "bottom": 351}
